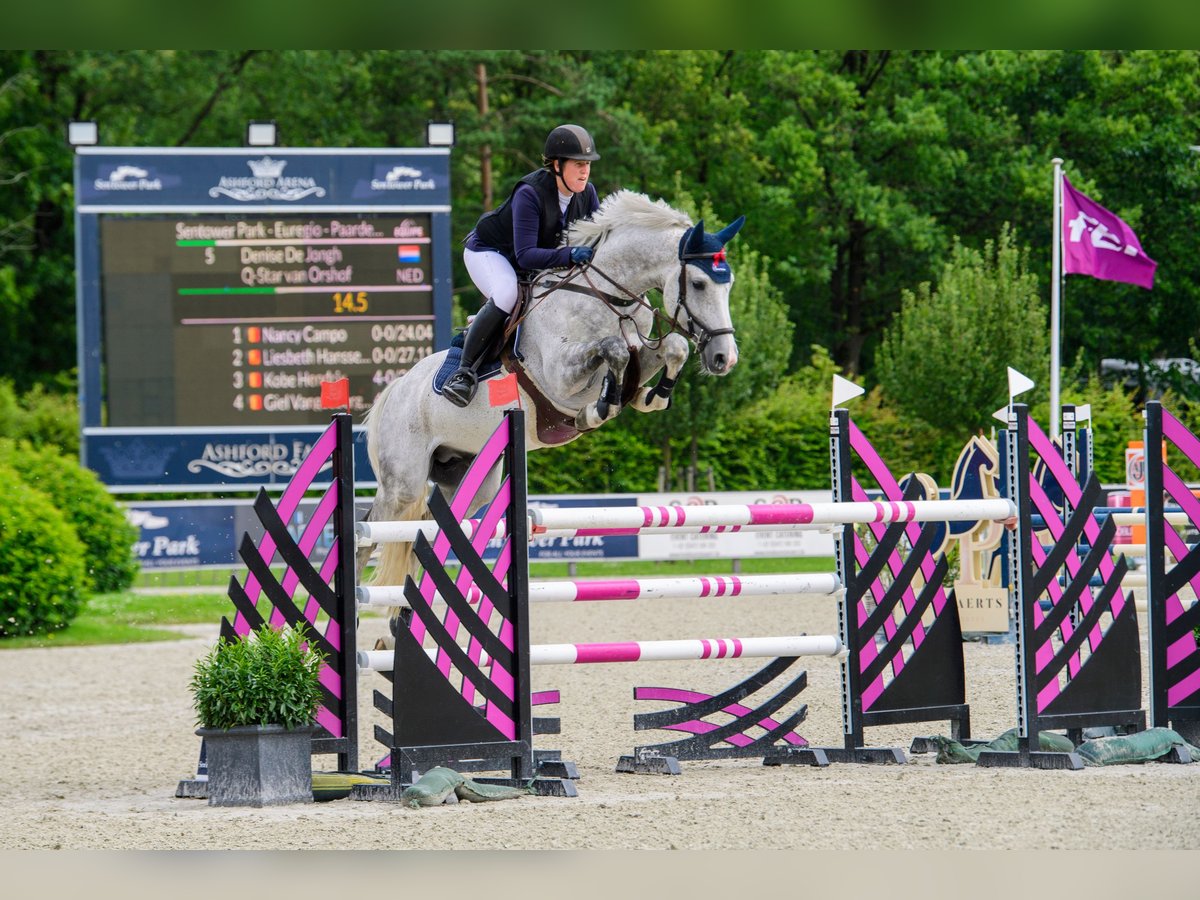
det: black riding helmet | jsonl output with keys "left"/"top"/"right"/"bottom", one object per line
{"left": 543, "top": 124, "right": 601, "bottom": 162}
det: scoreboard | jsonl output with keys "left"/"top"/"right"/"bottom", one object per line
{"left": 75, "top": 148, "right": 453, "bottom": 491}
{"left": 101, "top": 213, "right": 435, "bottom": 426}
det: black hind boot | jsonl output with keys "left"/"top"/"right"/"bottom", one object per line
{"left": 442, "top": 299, "right": 509, "bottom": 407}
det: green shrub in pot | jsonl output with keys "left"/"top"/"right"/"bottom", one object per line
{"left": 190, "top": 623, "right": 325, "bottom": 807}
{"left": 192, "top": 623, "right": 325, "bottom": 730}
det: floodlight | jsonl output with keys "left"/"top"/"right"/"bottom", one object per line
{"left": 426, "top": 121, "right": 456, "bottom": 147}
{"left": 68, "top": 121, "right": 99, "bottom": 146}
{"left": 246, "top": 121, "right": 278, "bottom": 147}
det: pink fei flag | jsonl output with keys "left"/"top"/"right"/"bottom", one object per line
{"left": 1061, "top": 175, "right": 1156, "bottom": 289}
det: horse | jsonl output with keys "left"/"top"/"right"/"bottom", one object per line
{"left": 359, "top": 190, "right": 746, "bottom": 594}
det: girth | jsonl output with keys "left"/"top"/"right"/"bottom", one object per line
{"left": 500, "top": 340, "right": 641, "bottom": 447}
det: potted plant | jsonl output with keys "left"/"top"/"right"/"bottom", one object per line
{"left": 191, "top": 623, "right": 325, "bottom": 807}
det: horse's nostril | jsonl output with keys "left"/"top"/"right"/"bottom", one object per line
{"left": 713, "top": 353, "right": 727, "bottom": 372}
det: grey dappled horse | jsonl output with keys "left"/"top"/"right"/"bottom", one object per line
{"left": 360, "top": 190, "right": 745, "bottom": 591}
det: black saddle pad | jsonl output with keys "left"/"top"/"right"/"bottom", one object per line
{"left": 431, "top": 329, "right": 507, "bottom": 395}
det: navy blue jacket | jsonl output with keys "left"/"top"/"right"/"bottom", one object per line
{"left": 466, "top": 168, "right": 599, "bottom": 271}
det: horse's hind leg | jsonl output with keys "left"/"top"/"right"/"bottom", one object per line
{"left": 351, "top": 501, "right": 396, "bottom": 650}
{"left": 363, "top": 481, "right": 432, "bottom": 641}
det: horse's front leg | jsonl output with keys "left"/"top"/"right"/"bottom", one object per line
{"left": 556, "top": 336, "right": 629, "bottom": 430}
{"left": 629, "top": 333, "right": 689, "bottom": 413}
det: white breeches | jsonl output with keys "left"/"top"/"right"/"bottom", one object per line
{"left": 463, "top": 248, "right": 520, "bottom": 314}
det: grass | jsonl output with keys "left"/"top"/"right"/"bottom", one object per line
{"left": 136, "top": 568, "right": 241, "bottom": 589}
{"left": 0, "top": 591, "right": 233, "bottom": 649}
{"left": 2, "top": 555, "right": 836, "bottom": 649}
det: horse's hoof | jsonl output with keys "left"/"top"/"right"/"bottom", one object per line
{"left": 575, "top": 406, "right": 602, "bottom": 430}
{"left": 643, "top": 388, "right": 669, "bottom": 411}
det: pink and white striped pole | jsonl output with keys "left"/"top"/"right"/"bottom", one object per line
{"left": 529, "top": 498, "right": 1016, "bottom": 533}
{"left": 356, "top": 572, "right": 841, "bottom": 608}
{"left": 356, "top": 499, "right": 1014, "bottom": 546}
{"left": 356, "top": 633, "right": 843, "bottom": 672}
{"left": 529, "top": 635, "right": 843, "bottom": 664}
{"left": 356, "top": 518, "right": 835, "bottom": 545}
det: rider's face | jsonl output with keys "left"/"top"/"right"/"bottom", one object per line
{"left": 556, "top": 159, "right": 591, "bottom": 194}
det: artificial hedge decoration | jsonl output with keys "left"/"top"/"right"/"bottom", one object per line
{"left": 191, "top": 624, "right": 326, "bottom": 731}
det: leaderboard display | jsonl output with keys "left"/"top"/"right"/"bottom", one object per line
{"left": 101, "top": 213, "right": 435, "bottom": 426}
{"left": 75, "top": 147, "right": 453, "bottom": 491}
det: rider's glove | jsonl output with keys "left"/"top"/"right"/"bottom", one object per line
{"left": 569, "top": 246, "right": 594, "bottom": 264}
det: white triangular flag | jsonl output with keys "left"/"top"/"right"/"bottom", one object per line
{"left": 1076, "top": 403, "right": 1092, "bottom": 424}
{"left": 831, "top": 374, "right": 865, "bottom": 409}
{"left": 1007, "top": 366, "right": 1035, "bottom": 399}
{"left": 992, "top": 404, "right": 1011, "bottom": 425}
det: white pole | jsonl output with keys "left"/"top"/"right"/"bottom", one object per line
{"left": 357, "top": 518, "right": 496, "bottom": 543}
{"left": 1050, "top": 157, "right": 1064, "bottom": 439}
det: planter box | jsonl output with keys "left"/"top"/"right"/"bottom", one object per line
{"left": 197, "top": 724, "right": 315, "bottom": 807}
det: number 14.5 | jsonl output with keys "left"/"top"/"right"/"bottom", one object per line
{"left": 334, "top": 291, "right": 368, "bottom": 313}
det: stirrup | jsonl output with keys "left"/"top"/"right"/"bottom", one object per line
{"left": 442, "top": 368, "right": 479, "bottom": 407}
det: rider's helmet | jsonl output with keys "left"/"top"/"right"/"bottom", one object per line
{"left": 543, "top": 124, "right": 601, "bottom": 162}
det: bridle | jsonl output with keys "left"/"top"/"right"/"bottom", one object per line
{"left": 519, "top": 238, "right": 736, "bottom": 355}
{"left": 675, "top": 245, "right": 737, "bottom": 354}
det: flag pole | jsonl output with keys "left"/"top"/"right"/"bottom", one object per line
{"left": 1050, "top": 157, "right": 1064, "bottom": 440}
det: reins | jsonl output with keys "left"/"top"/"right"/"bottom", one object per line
{"left": 508, "top": 249, "right": 734, "bottom": 354}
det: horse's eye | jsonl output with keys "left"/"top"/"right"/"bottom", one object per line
{"left": 691, "top": 279, "right": 706, "bottom": 291}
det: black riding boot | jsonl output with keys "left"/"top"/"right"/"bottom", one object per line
{"left": 442, "top": 299, "right": 509, "bottom": 407}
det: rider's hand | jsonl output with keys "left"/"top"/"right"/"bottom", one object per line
{"left": 569, "top": 246, "right": 594, "bottom": 265}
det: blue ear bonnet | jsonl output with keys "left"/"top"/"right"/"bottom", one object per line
{"left": 678, "top": 216, "right": 745, "bottom": 284}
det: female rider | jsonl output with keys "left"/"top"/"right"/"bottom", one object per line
{"left": 442, "top": 123, "right": 601, "bottom": 407}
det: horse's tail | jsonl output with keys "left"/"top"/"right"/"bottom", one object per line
{"left": 369, "top": 487, "right": 432, "bottom": 623}
{"left": 361, "top": 376, "right": 397, "bottom": 480}
{"left": 360, "top": 376, "right": 428, "bottom": 619}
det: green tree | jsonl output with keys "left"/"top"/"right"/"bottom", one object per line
{"left": 875, "top": 224, "right": 1048, "bottom": 438}
{"left": 0, "top": 54, "right": 77, "bottom": 387}
{"left": 5, "top": 49, "right": 1200, "bottom": 437}
{"left": 1058, "top": 377, "right": 1144, "bottom": 485}
{"left": 699, "top": 347, "right": 841, "bottom": 490}
{"left": 938, "top": 51, "right": 1200, "bottom": 379}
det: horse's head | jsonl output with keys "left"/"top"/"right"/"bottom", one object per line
{"left": 671, "top": 216, "right": 746, "bottom": 376}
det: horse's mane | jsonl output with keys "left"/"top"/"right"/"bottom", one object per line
{"left": 564, "top": 190, "right": 692, "bottom": 246}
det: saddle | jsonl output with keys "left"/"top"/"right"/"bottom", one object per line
{"left": 430, "top": 279, "right": 538, "bottom": 396}
{"left": 435, "top": 275, "right": 641, "bottom": 445}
